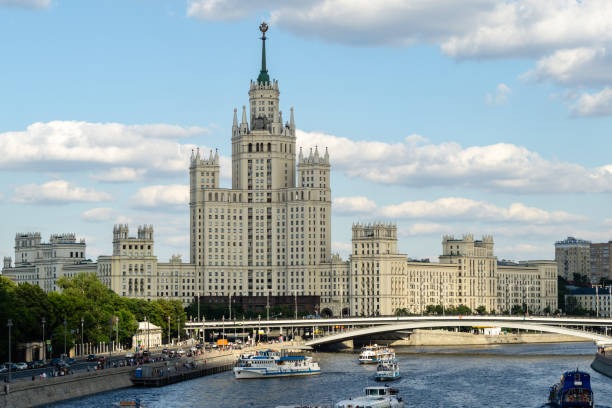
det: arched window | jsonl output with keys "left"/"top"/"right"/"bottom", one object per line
{"left": 248, "top": 143, "right": 252, "bottom": 153}
{"left": 267, "top": 142, "right": 271, "bottom": 152}
{"left": 239, "top": 193, "right": 242, "bottom": 201}
{"left": 233, "top": 193, "right": 236, "bottom": 202}
{"left": 215, "top": 192, "right": 218, "bottom": 201}
{"left": 208, "top": 193, "right": 212, "bottom": 201}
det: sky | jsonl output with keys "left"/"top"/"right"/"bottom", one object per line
{"left": 1, "top": 0, "right": 612, "bottom": 264}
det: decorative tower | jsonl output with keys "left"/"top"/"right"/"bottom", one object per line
{"left": 231, "top": 22, "right": 296, "bottom": 191}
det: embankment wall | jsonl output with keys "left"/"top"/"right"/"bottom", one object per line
{"left": 389, "top": 329, "right": 588, "bottom": 346}
{"left": 591, "top": 353, "right": 612, "bottom": 378}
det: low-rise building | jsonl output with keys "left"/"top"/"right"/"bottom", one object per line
{"left": 132, "top": 321, "right": 163, "bottom": 349}
{"left": 97, "top": 225, "right": 200, "bottom": 306}
{"left": 331, "top": 223, "right": 558, "bottom": 317}
{"left": 1, "top": 232, "right": 93, "bottom": 292}
{"left": 565, "top": 287, "right": 612, "bottom": 317}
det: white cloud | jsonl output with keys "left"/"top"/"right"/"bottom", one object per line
{"left": 571, "top": 88, "right": 612, "bottom": 117}
{"left": 380, "top": 198, "right": 585, "bottom": 224}
{"left": 333, "top": 196, "right": 377, "bottom": 215}
{"left": 130, "top": 184, "right": 189, "bottom": 211}
{"left": 400, "top": 223, "right": 449, "bottom": 237}
{"left": 0, "top": 0, "right": 50, "bottom": 8}
{"left": 297, "top": 130, "right": 612, "bottom": 193}
{"left": 187, "top": 0, "right": 612, "bottom": 115}
{"left": 485, "top": 83, "right": 511, "bottom": 105}
{"left": 13, "top": 180, "right": 112, "bottom": 205}
{"left": 80, "top": 207, "right": 132, "bottom": 223}
{"left": 605, "top": 218, "right": 612, "bottom": 227}
{"left": 332, "top": 195, "right": 584, "bottom": 225}
{"left": 0, "top": 121, "right": 214, "bottom": 180}
{"left": 91, "top": 167, "right": 147, "bottom": 183}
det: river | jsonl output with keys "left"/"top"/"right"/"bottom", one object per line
{"left": 49, "top": 342, "right": 612, "bottom": 407}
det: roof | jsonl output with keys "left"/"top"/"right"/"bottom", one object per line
{"left": 137, "top": 321, "right": 161, "bottom": 331}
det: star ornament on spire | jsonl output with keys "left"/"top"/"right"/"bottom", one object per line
{"left": 259, "top": 21, "right": 269, "bottom": 38}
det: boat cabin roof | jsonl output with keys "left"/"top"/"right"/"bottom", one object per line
{"left": 364, "top": 386, "right": 392, "bottom": 396}
{"left": 561, "top": 371, "right": 591, "bottom": 390}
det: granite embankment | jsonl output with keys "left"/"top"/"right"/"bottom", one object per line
{"left": 0, "top": 350, "right": 240, "bottom": 408}
{"left": 388, "top": 329, "right": 588, "bottom": 346}
{"left": 592, "top": 352, "right": 612, "bottom": 378}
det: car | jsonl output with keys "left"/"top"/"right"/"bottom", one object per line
{"left": 161, "top": 348, "right": 169, "bottom": 354}
{"left": 55, "top": 361, "right": 70, "bottom": 369}
{"left": 27, "top": 361, "right": 36, "bottom": 369}
{"left": 97, "top": 356, "right": 105, "bottom": 363}
{"left": 125, "top": 352, "right": 134, "bottom": 358}
{"left": 87, "top": 355, "right": 97, "bottom": 361}
{"left": 66, "top": 358, "right": 76, "bottom": 365}
{"left": 0, "top": 365, "right": 7, "bottom": 373}
{"left": 51, "top": 358, "right": 62, "bottom": 365}
{"left": 16, "top": 362, "right": 28, "bottom": 370}
{"left": 32, "top": 360, "right": 46, "bottom": 369}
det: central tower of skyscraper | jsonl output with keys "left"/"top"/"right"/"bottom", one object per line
{"left": 190, "top": 23, "right": 332, "bottom": 298}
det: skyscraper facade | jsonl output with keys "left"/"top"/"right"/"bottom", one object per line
{"left": 189, "top": 23, "right": 332, "bottom": 300}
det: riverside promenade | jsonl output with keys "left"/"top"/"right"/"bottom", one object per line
{"left": 0, "top": 343, "right": 291, "bottom": 408}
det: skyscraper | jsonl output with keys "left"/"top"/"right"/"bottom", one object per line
{"left": 189, "top": 23, "right": 332, "bottom": 298}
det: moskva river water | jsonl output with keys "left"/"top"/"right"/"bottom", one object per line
{"left": 50, "top": 342, "right": 612, "bottom": 408}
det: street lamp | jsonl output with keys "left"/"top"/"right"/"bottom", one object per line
{"left": 167, "top": 315, "right": 171, "bottom": 345}
{"left": 257, "top": 314, "right": 261, "bottom": 344}
{"left": 80, "top": 317, "right": 84, "bottom": 356}
{"left": 63, "top": 317, "right": 67, "bottom": 358}
{"left": 42, "top": 317, "right": 46, "bottom": 362}
{"left": 7, "top": 319, "right": 13, "bottom": 383}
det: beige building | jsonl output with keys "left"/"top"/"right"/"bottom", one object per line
{"left": 1, "top": 232, "right": 92, "bottom": 292}
{"left": 332, "top": 223, "right": 558, "bottom": 316}
{"left": 132, "top": 321, "right": 163, "bottom": 349}
{"left": 189, "top": 24, "right": 332, "bottom": 301}
{"left": 97, "top": 225, "right": 199, "bottom": 306}
{"left": 565, "top": 287, "right": 612, "bottom": 317}
{"left": 555, "top": 236, "right": 591, "bottom": 281}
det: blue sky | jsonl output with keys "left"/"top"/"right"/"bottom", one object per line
{"left": 1, "top": 0, "right": 612, "bottom": 263}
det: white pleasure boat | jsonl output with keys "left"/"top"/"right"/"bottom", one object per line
{"left": 234, "top": 350, "right": 321, "bottom": 379}
{"left": 335, "top": 386, "right": 404, "bottom": 408}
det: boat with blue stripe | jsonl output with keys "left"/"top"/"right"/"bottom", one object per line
{"left": 234, "top": 350, "right": 321, "bottom": 379}
{"left": 548, "top": 370, "right": 594, "bottom": 407}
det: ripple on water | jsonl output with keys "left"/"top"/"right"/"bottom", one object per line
{"left": 49, "top": 343, "right": 612, "bottom": 408}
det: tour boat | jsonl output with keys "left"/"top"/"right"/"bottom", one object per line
{"left": 359, "top": 345, "right": 380, "bottom": 364}
{"left": 548, "top": 370, "right": 594, "bottom": 407}
{"left": 335, "top": 386, "right": 404, "bottom": 408}
{"left": 234, "top": 350, "right": 321, "bottom": 379}
{"left": 359, "top": 345, "right": 395, "bottom": 364}
{"left": 375, "top": 360, "right": 401, "bottom": 381}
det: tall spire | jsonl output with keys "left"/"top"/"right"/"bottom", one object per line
{"left": 257, "top": 22, "right": 270, "bottom": 84}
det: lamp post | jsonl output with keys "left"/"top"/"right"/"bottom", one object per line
{"left": 80, "top": 317, "right": 84, "bottom": 356}
{"left": 63, "top": 317, "right": 67, "bottom": 358}
{"left": 167, "top": 316, "right": 171, "bottom": 345}
{"left": 42, "top": 317, "right": 46, "bottom": 362}
{"left": 176, "top": 316, "right": 180, "bottom": 344}
{"left": 7, "top": 319, "right": 13, "bottom": 383}
{"left": 229, "top": 293, "right": 232, "bottom": 320}
{"left": 222, "top": 315, "right": 225, "bottom": 347}
{"left": 116, "top": 316, "right": 119, "bottom": 351}
{"left": 257, "top": 314, "right": 261, "bottom": 344}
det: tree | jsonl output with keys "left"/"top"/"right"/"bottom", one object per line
{"left": 455, "top": 304, "right": 472, "bottom": 315}
{"left": 511, "top": 305, "right": 524, "bottom": 315}
{"left": 395, "top": 308, "right": 408, "bottom": 316}
{"left": 475, "top": 306, "right": 486, "bottom": 315}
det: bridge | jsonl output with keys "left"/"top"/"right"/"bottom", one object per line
{"left": 184, "top": 316, "right": 612, "bottom": 346}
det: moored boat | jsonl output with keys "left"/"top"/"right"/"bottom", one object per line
{"left": 359, "top": 345, "right": 379, "bottom": 364}
{"left": 548, "top": 370, "right": 593, "bottom": 407}
{"left": 335, "top": 386, "right": 404, "bottom": 408}
{"left": 234, "top": 349, "right": 321, "bottom": 379}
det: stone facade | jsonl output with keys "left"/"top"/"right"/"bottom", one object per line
{"left": 565, "top": 286, "right": 612, "bottom": 317}
{"left": 188, "top": 29, "right": 332, "bottom": 302}
{"left": 339, "top": 224, "right": 558, "bottom": 316}
{"left": 1, "top": 232, "right": 92, "bottom": 292}
{"left": 555, "top": 236, "right": 591, "bottom": 281}
{"left": 97, "top": 225, "right": 199, "bottom": 306}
